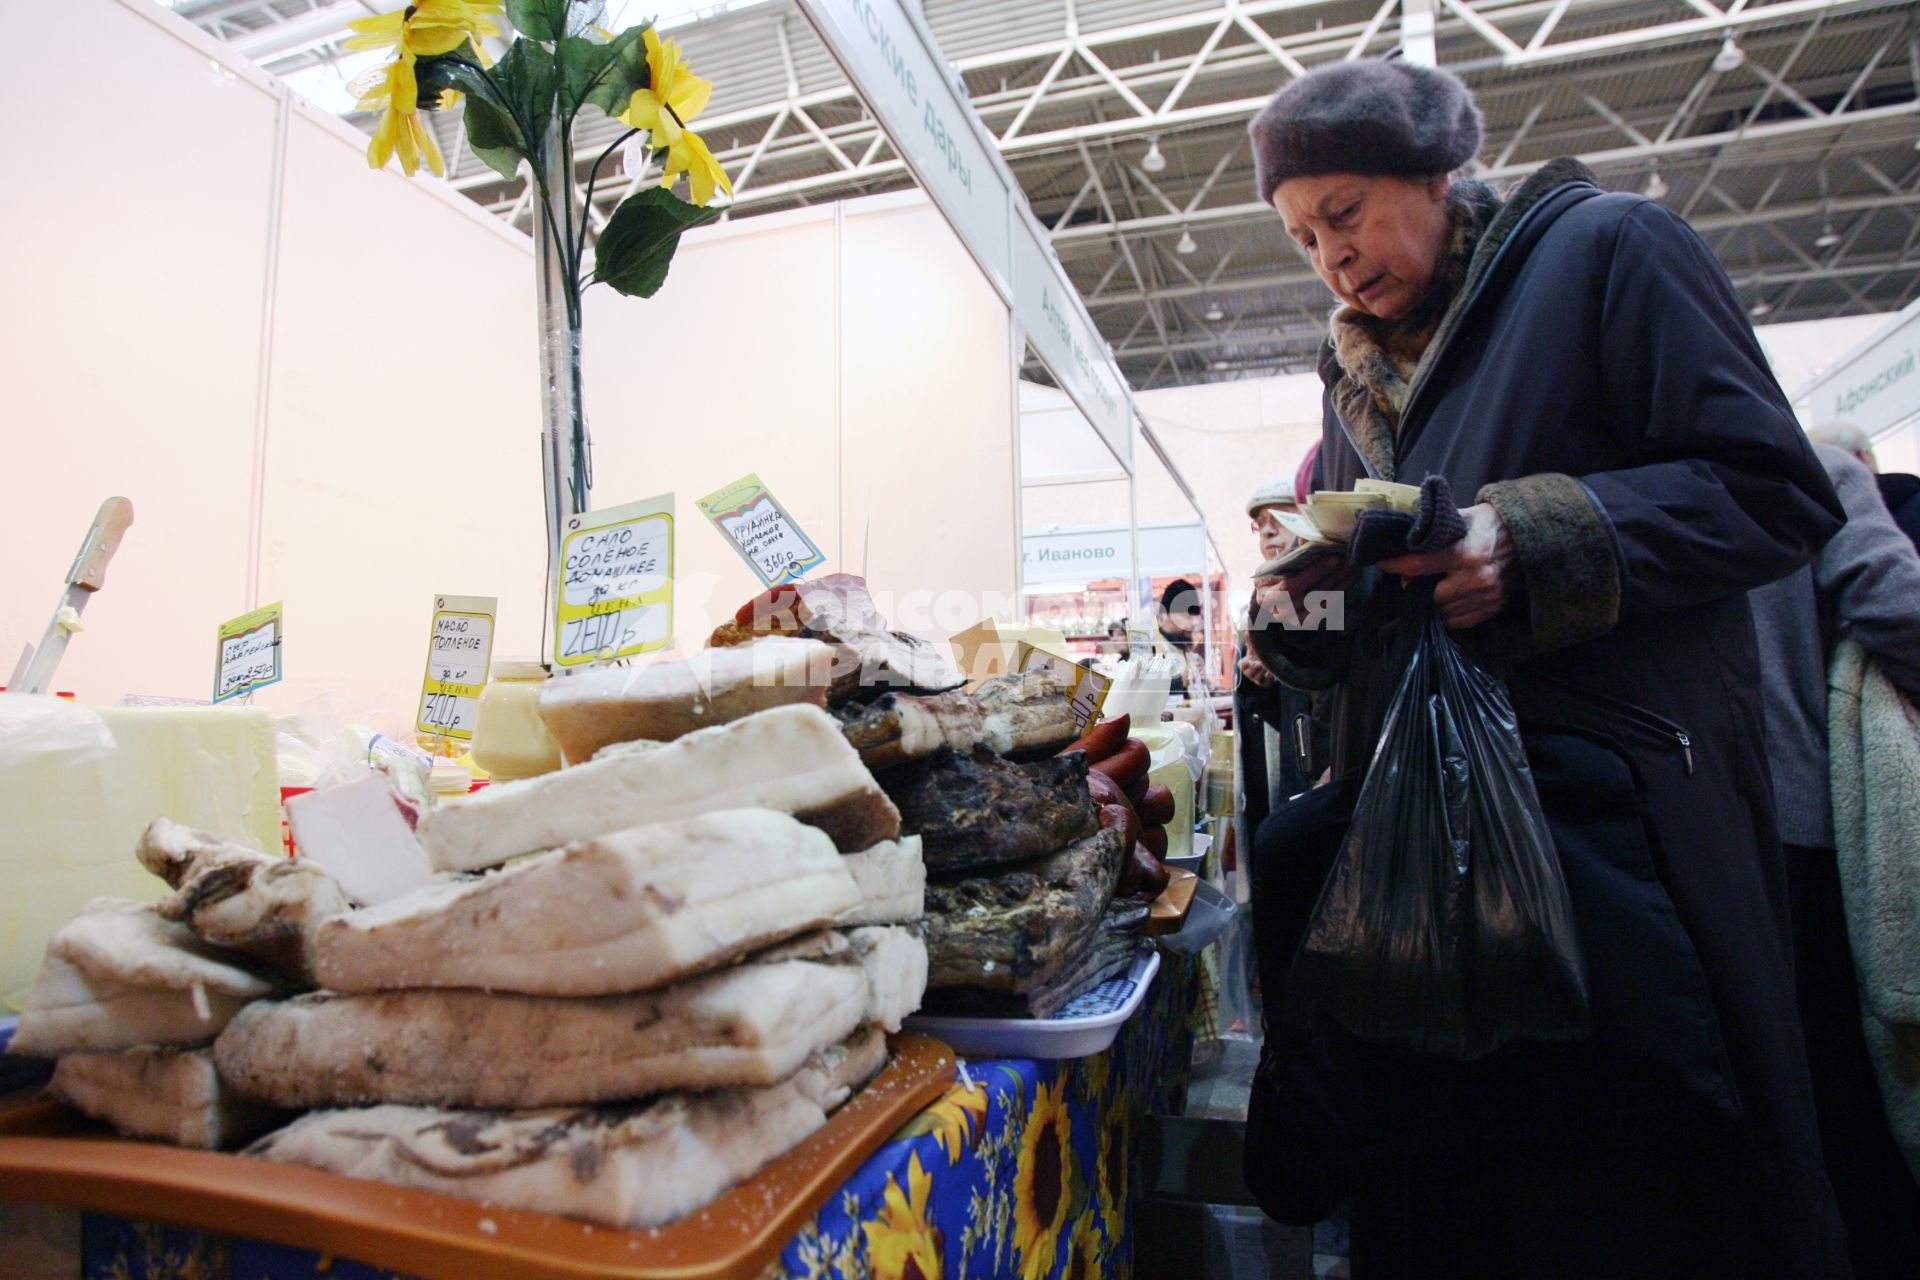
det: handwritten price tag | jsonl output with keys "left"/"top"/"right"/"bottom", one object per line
{"left": 696, "top": 473, "right": 826, "bottom": 588}
{"left": 415, "top": 594, "right": 497, "bottom": 740}
{"left": 553, "top": 494, "right": 674, "bottom": 668}
{"left": 213, "top": 602, "right": 283, "bottom": 703}
{"left": 1016, "top": 640, "right": 1111, "bottom": 733}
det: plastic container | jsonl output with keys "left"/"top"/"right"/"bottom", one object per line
{"left": 905, "top": 948, "right": 1160, "bottom": 1060}
{"left": 469, "top": 660, "right": 562, "bottom": 781}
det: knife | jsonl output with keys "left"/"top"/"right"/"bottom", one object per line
{"left": 8, "top": 498, "right": 135, "bottom": 696}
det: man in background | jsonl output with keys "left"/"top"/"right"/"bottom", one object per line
{"left": 1750, "top": 434, "right": 1920, "bottom": 1279}
{"left": 1813, "top": 421, "right": 1920, "bottom": 551}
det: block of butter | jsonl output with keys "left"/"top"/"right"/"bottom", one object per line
{"left": 0, "top": 702, "right": 281, "bottom": 1012}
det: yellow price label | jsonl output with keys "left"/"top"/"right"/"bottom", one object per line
{"left": 553, "top": 494, "right": 675, "bottom": 668}
{"left": 416, "top": 594, "right": 497, "bottom": 740}
{"left": 213, "top": 601, "right": 283, "bottom": 703}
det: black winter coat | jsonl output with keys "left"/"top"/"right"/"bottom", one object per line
{"left": 1876, "top": 471, "right": 1920, "bottom": 552}
{"left": 1249, "top": 160, "right": 1849, "bottom": 1277}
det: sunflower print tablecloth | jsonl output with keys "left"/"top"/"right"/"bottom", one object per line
{"left": 76, "top": 955, "right": 1199, "bottom": 1280}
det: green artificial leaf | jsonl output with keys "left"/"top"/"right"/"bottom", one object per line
{"left": 554, "top": 36, "right": 612, "bottom": 120}
{"left": 414, "top": 41, "right": 493, "bottom": 108}
{"left": 461, "top": 94, "right": 526, "bottom": 180}
{"left": 578, "top": 25, "right": 651, "bottom": 119}
{"left": 505, "top": 0, "right": 571, "bottom": 41}
{"left": 416, "top": 42, "right": 526, "bottom": 179}
{"left": 594, "top": 186, "right": 719, "bottom": 298}
{"left": 493, "top": 37, "right": 558, "bottom": 171}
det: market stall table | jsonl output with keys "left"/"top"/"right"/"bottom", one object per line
{"left": 2, "top": 957, "right": 1197, "bottom": 1280}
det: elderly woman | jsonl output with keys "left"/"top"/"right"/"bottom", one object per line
{"left": 1243, "top": 57, "right": 1848, "bottom": 1277}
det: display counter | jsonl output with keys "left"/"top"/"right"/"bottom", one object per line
{"left": 9, "top": 959, "right": 1197, "bottom": 1280}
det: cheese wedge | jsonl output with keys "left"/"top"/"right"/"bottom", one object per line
{"left": 248, "top": 1028, "right": 888, "bottom": 1231}
{"left": 415, "top": 704, "right": 900, "bottom": 872}
{"left": 216, "top": 940, "right": 868, "bottom": 1108}
{"left": 8, "top": 900, "right": 278, "bottom": 1057}
{"left": 315, "top": 810, "right": 860, "bottom": 997}
{"left": 50, "top": 1047, "right": 282, "bottom": 1149}
{"left": 538, "top": 637, "right": 833, "bottom": 761}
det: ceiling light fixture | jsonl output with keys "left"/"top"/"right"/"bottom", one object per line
{"left": 1712, "top": 35, "right": 1745, "bottom": 74}
{"left": 1212, "top": 360, "right": 1231, "bottom": 371}
{"left": 1176, "top": 229, "right": 1199, "bottom": 255}
{"left": 1644, "top": 168, "right": 1668, "bottom": 201}
{"left": 1748, "top": 295, "right": 1773, "bottom": 319}
{"left": 1204, "top": 302, "right": 1225, "bottom": 321}
{"left": 1142, "top": 137, "right": 1167, "bottom": 173}
{"left": 1814, "top": 220, "right": 1841, "bottom": 249}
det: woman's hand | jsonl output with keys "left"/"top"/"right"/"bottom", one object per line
{"left": 1251, "top": 553, "right": 1357, "bottom": 630}
{"left": 1377, "top": 503, "right": 1515, "bottom": 629}
{"left": 1238, "top": 647, "right": 1277, "bottom": 688}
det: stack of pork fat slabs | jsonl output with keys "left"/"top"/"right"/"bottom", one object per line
{"left": 228, "top": 636, "right": 928, "bottom": 1230}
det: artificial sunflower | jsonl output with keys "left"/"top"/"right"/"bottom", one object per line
{"left": 344, "top": 0, "right": 503, "bottom": 59}
{"left": 1095, "top": 1089, "right": 1130, "bottom": 1235}
{"left": 922, "top": 1079, "right": 989, "bottom": 1165}
{"left": 1059, "top": 1212, "right": 1105, "bottom": 1280}
{"left": 1011, "top": 1079, "right": 1073, "bottom": 1280}
{"left": 861, "top": 1151, "right": 944, "bottom": 1280}
{"left": 354, "top": 54, "right": 443, "bottom": 176}
{"left": 620, "top": 27, "right": 732, "bottom": 206}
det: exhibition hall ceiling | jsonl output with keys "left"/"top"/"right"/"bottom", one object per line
{"left": 171, "top": 0, "right": 1920, "bottom": 388}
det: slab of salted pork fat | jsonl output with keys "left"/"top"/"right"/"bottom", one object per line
{"left": 538, "top": 636, "right": 833, "bottom": 763}
{"left": 414, "top": 704, "right": 900, "bottom": 873}
{"left": 834, "top": 835, "right": 926, "bottom": 927}
{"left": 247, "top": 1027, "right": 888, "bottom": 1231}
{"left": 216, "top": 935, "right": 870, "bottom": 1108}
{"left": 50, "top": 1046, "right": 282, "bottom": 1149}
{"left": 8, "top": 899, "right": 280, "bottom": 1057}
{"left": 314, "top": 809, "right": 861, "bottom": 997}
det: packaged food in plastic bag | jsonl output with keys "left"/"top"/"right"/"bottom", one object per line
{"left": 1289, "top": 590, "right": 1588, "bottom": 1059}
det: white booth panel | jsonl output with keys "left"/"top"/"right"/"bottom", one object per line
{"left": 840, "top": 198, "right": 1016, "bottom": 633}
{"left": 257, "top": 108, "right": 543, "bottom": 720}
{"left": 0, "top": 0, "right": 276, "bottom": 701}
{"left": 583, "top": 206, "right": 843, "bottom": 644}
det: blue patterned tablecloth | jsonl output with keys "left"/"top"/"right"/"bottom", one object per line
{"left": 78, "top": 957, "right": 1198, "bottom": 1280}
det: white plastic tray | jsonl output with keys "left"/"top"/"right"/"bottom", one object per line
{"left": 905, "top": 947, "right": 1160, "bottom": 1060}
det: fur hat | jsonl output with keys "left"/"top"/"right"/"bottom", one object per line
{"left": 1250, "top": 56, "right": 1484, "bottom": 203}
{"left": 1246, "top": 476, "right": 1298, "bottom": 516}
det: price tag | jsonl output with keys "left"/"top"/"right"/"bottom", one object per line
{"left": 696, "top": 473, "right": 826, "bottom": 588}
{"left": 1015, "top": 641, "right": 1112, "bottom": 733}
{"left": 213, "top": 602, "right": 283, "bottom": 703}
{"left": 415, "top": 594, "right": 497, "bottom": 740}
{"left": 554, "top": 494, "right": 674, "bottom": 668}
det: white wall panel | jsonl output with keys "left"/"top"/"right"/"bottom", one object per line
{"left": 581, "top": 205, "right": 842, "bottom": 647}
{"left": 0, "top": 0, "right": 275, "bottom": 701}
{"left": 840, "top": 197, "right": 1017, "bottom": 636}
{"left": 258, "top": 101, "right": 540, "bottom": 721}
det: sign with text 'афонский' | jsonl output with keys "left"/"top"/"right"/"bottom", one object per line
{"left": 415, "top": 594, "right": 497, "bottom": 740}
{"left": 554, "top": 494, "right": 674, "bottom": 668}
{"left": 697, "top": 473, "right": 826, "bottom": 587}
{"left": 213, "top": 602, "right": 283, "bottom": 703}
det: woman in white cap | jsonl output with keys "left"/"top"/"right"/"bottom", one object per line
{"left": 1242, "top": 54, "right": 1848, "bottom": 1278}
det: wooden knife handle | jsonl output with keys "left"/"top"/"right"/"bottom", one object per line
{"left": 69, "top": 497, "right": 134, "bottom": 590}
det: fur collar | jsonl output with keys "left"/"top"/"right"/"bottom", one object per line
{"left": 1320, "top": 158, "right": 1599, "bottom": 481}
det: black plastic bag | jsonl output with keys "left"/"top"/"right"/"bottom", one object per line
{"left": 1289, "top": 589, "right": 1589, "bottom": 1059}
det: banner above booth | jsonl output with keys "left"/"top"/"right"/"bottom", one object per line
{"left": 1023, "top": 520, "right": 1210, "bottom": 586}
{"left": 797, "top": 0, "right": 1134, "bottom": 470}
{"left": 1795, "top": 296, "right": 1920, "bottom": 440}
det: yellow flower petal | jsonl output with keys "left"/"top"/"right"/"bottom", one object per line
{"left": 669, "top": 69, "right": 712, "bottom": 123}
